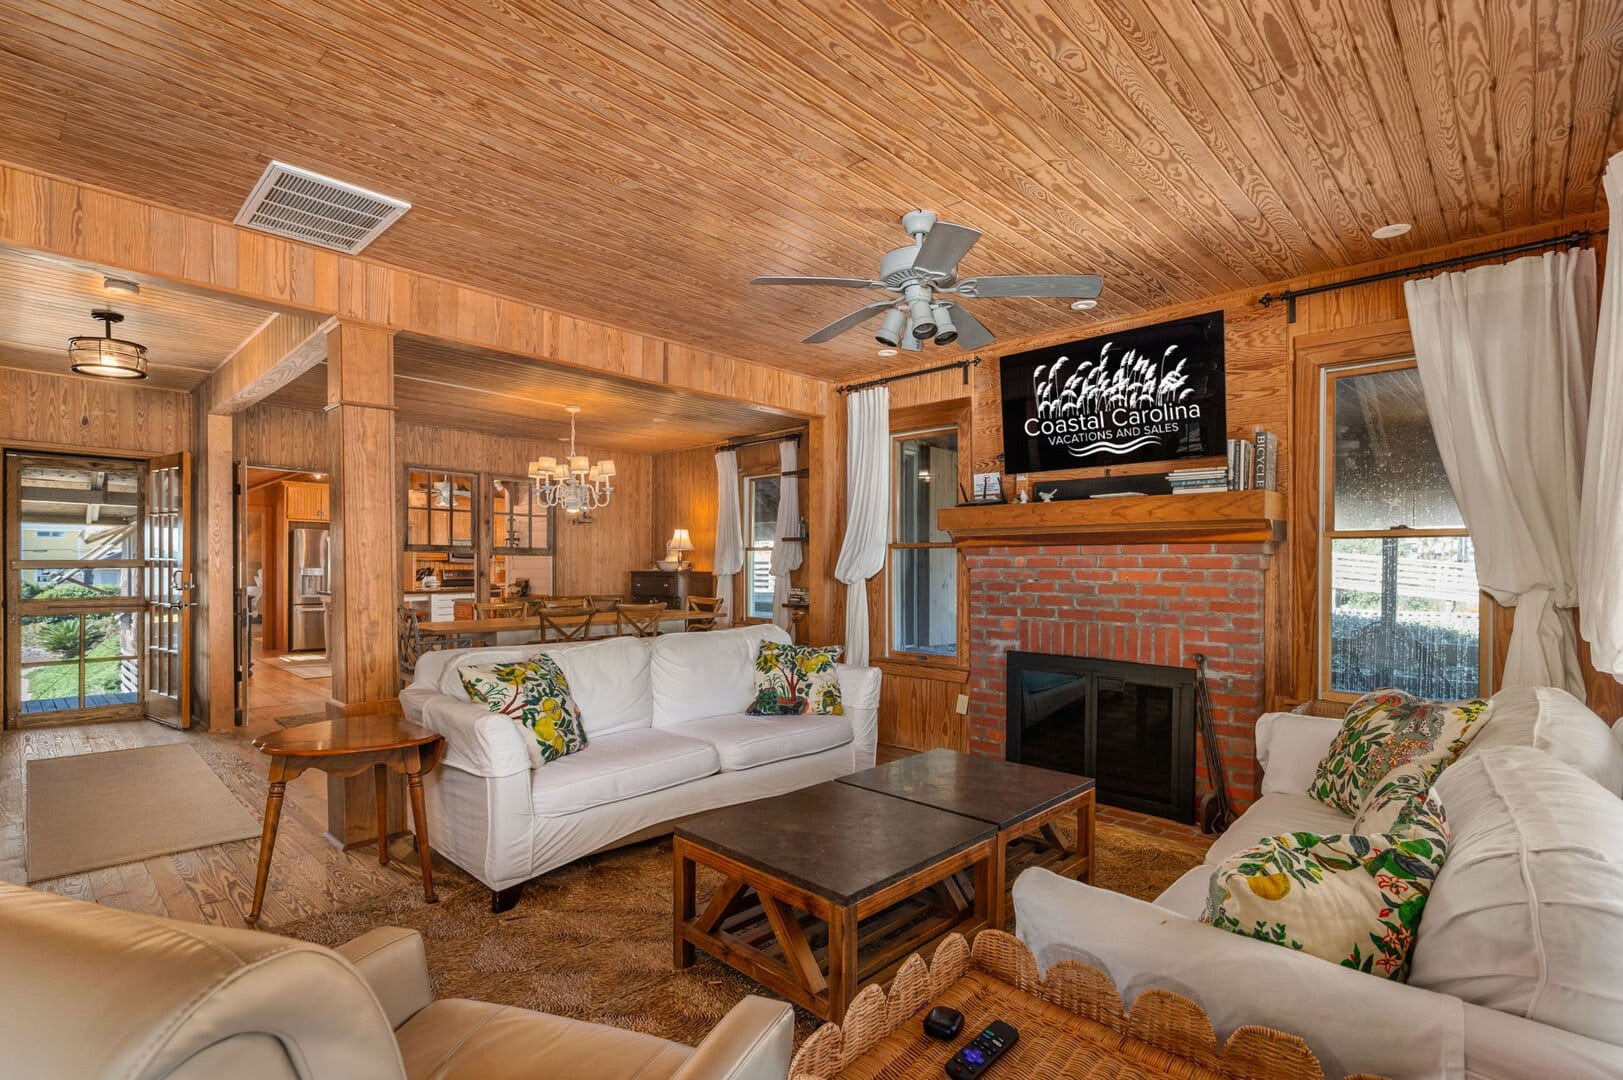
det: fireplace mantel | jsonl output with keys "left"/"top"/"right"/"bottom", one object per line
{"left": 938, "top": 490, "right": 1286, "bottom": 547}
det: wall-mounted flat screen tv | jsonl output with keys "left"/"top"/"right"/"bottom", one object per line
{"left": 1000, "top": 311, "right": 1226, "bottom": 473}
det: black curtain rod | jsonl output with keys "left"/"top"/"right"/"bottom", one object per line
{"left": 715, "top": 428, "right": 803, "bottom": 453}
{"left": 1259, "top": 228, "right": 1606, "bottom": 322}
{"left": 836, "top": 356, "right": 981, "bottom": 394}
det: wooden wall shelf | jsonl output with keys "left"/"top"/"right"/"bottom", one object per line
{"left": 937, "top": 490, "right": 1287, "bottom": 547}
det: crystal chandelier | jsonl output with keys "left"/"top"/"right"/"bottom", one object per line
{"left": 528, "top": 406, "right": 615, "bottom": 522}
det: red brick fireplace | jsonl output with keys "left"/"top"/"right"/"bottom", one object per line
{"left": 964, "top": 542, "right": 1271, "bottom": 812}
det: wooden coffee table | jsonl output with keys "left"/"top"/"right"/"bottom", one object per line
{"left": 248, "top": 715, "right": 445, "bottom": 926}
{"left": 674, "top": 782, "right": 996, "bottom": 1022}
{"left": 837, "top": 749, "right": 1095, "bottom": 930}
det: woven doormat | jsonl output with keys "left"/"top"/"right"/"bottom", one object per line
{"left": 26, "top": 744, "right": 260, "bottom": 881}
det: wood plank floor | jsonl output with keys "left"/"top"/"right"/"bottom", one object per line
{"left": 0, "top": 647, "right": 421, "bottom": 929}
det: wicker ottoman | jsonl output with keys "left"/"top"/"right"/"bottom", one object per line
{"left": 789, "top": 930, "right": 1386, "bottom": 1080}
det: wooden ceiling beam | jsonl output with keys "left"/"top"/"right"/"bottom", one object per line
{"left": 0, "top": 161, "right": 831, "bottom": 419}
{"left": 198, "top": 312, "right": 334, "bottom": 416}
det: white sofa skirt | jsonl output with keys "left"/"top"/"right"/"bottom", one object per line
{"left": 424, "top": 740, "right": 870, "bottom": 891}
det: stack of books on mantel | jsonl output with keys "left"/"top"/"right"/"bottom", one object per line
{"left": 1166, "top": 466, "right": 1228, "bottom": 494}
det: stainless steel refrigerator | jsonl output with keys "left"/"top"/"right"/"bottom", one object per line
{"left": 288, "top": 526, "right": 330, "bottom": 652}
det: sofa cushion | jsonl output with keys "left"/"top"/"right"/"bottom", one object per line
{"left": 1308, "top": 689, "right": 1488, "bottom": 815}
{"left": 1201, "top": 788, "right": 1449, "bottom": 980}
{"left": 650, "top": 624, "right": 790, "bottom": 728}
{"left": 1203, "top": 793, "right": 1355, "bottom": 867}
{"left": 672, "top": 712, "right": 853, "bottom": 771}
{"left": 1155, "top": 865, "right": 1214, "bottom": 917}
{"left": 541, "top": 637, "right": 653, "bottom": 738}
{"left": 1409, "top": 746, "right": 1623, "bottom": 1043}
{"left": 747, "top": 642, "right": 844, "bottom": 715}
{"left": 458, "top": 655, "right": 587, "bottom": 767}
{"left": 397, "top": 998, "right": 691, "bottom": 1080}
{"left": 529, "top": 729, "right": 719, "bottom": 817}
{"left": 435, "top": 638, "right": 654, "bottom": 738}
{"left": 1465, "top": 686, "right": 1623, "bottom": 795}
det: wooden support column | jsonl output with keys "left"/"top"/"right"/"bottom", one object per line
{"left": 805, "top": 406, "right": 844, "bottom": 647}
{"left": 324, "top": 321, "right": 402, "bottom": 846}
{"left": 193, "top": 412, "right": 235, "bottom": 729}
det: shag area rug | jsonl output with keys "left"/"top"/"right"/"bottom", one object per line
{"left": 275, "top": 822, "right": 1206, "bottom": 1046}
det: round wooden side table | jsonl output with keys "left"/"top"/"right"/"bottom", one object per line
{"left": 248, "top": 715, "right": 445, "bottom": 926}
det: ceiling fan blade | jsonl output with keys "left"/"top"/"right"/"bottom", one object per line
{"left": 751, "top": 275, "right": 879, "bottom": 288}
{"left": 955, "top": 274, "right": 1104, "bottom": 299}
{"left": 802, "top": 301, "right": 897, "bottom": 344}
{"left": 946, "top": 304, "right": 997, "bottom": 350}
{"left": 912, "top": 222, "right": 982, "bottom": 276}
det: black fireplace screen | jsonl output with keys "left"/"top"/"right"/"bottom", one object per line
{"left": 1005, "top": 652, "right": 1196, "bottom": 822}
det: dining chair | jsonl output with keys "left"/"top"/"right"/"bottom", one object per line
{"left": 473, "top": 600, "right": 525, "bottom": 619}
{"left": 539, "top": 601, "right": 595, "bottom": 642}
{"left": 587, "top": 595, "right": 624, "bottom": 613}
{"left": 616, "top": 602, "right": 667, "bottom": 638}
{"left": 686, "top": 596, "right": 724, "bottom": 631}
{"left": 398, "top": 606, "right": 427, "bottom": 677}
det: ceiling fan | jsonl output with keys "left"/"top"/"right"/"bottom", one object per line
{"left": 750, "top": 210, "right": 1103, "bottom": 352}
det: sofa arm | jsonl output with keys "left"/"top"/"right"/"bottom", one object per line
{"left": 1255, "top": 710, "right": 1342, "bottom": 796}
{"left": 401, "top": 685, "right": 535, "bottom": 777}
{"left": 334, "top": 927, "right": 433, "bottom": 1030}
{"left": 835, "top": 664, "right": 881, "bottom": 768}
{"left": 672, "top": 995, "right": 794, "bottom": 1080}
{"left": 1012, "top": 868, "right": 1466, "bottom": 1079}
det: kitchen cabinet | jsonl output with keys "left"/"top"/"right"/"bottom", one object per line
{"left": 284, "top": 480, "right": 329, "bottom": 522}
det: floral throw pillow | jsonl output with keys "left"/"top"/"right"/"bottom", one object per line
{"left": 458, "top": 654, "right": 587, "bottom": 766}
{"left": 1307, "top": 689, "right": 1487, "bottom": 815}
{"left": 1352, "top": 759, "right": 1441, "bottom": 836}
{"left": 748, "top": 642, "right": 844, "bottom": 716}
{"left": 1201, "top": 790, "right": 1449, "bottom": 981}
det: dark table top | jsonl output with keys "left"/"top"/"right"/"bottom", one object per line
{"left": 837, "top": 749, "right": 1095, "bottom": 830}
{"left": 674, "top": 781, "right": 994, "bottom": 907}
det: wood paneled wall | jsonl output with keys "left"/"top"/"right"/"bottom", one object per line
{"left": 237, "top": 402, "right": 657, "bottom": 599}
{"left": 882, "top": 213, "right": 1622, "bottom": 747}
{"left": 651, "top": 433, "right": 809, "bottom": 623}
{"left": 0, "top": 367, "right": 193, "bottom": 455}
{"left": 396, "top": 422, "right": 655, "bottom": 598}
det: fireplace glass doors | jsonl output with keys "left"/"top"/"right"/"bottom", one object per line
{"left": 1005, "top": 652, "right": 1196, "bottom": 822}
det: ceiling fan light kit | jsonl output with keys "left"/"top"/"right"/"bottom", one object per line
{"left": 751, "top": 209, "right": 1104, "bottom": 353}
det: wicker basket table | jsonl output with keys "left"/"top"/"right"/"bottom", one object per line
{"left": 789, "top": 930, "right": 1386, "bottom": 1080}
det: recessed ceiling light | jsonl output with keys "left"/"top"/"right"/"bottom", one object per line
{"left": 1070, "top": 299, "right": 1097, "bottom": 310}
{"left": 103, "top": 276, "right": 140, "bottom": 296}
{"left": 1371, "top": 222, "right": 1412, "bottom": 239}
{"left": 650, "top": 417, "right": 668, "bottom": 424}
{"left": 876, "top": 347, "right": 898, "bottom": 357}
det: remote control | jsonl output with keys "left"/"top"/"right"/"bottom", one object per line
{"left": 944, "top": 1020, "right": 1018, "bottom": 1079}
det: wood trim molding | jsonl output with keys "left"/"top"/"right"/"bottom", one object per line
{"left": 200, "top": 312, "right": 336, "bottom": 415}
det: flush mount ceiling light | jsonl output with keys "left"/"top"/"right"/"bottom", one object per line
{"left": 1070, "top": 298, "right": 1098, "bottom": 310}
{"left": 876, "top": 347, "right": 898, "bottom": 358}
{"left": 102, "top": 276, "right": 140, "bottom": 296}
{"left": 68, "top": 309, "right": 148, "bottom": 379}
{"left": 1371, "top": 222, "right": 1412, "bottom": 239}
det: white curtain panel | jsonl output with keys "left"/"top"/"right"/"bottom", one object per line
{"left": 834, "top": 387, "right": 891, "bottom": 666}
{"left": 1578, "top": 151, "right": 1623, "bottom": 677}
{"left": 770, "top": 438, "right": 803, "bottom": 635}
{"left": 1405, "top": 248, "right": 1597, "bottom": 698}
{"left": 713, "top": 450, "right": 743, "bottom": 627}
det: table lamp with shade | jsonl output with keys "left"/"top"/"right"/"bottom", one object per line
{"left": 665, "top": 528, "right": 694, "bottom": 570}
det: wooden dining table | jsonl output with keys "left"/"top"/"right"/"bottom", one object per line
{"left": 417, "top": 610, "right": 714, "bottom": 639}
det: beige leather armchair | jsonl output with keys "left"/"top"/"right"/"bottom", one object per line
{"left": 0, "top": 883, "right": 793, "bottom": 1079}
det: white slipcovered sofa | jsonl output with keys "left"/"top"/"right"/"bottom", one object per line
{"left": 400, "top": 624, "right": 881, "bottom": 910}
{"left": 1014, "top": 686, "right": 1623, "bottom": 1079}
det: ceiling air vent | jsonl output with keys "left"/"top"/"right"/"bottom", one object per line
{"left": 234, "top": 161, "right": 410, "bottom": 254}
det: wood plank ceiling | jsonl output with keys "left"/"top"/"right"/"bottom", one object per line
{"left": 0, "top": 246, "right": 286, "bottom": 391}
{"left": 267, "top": 334, "right": 798, "bottom": 452}
{"left": 0, "top": 1, "right": 1619, "bottom": 382}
